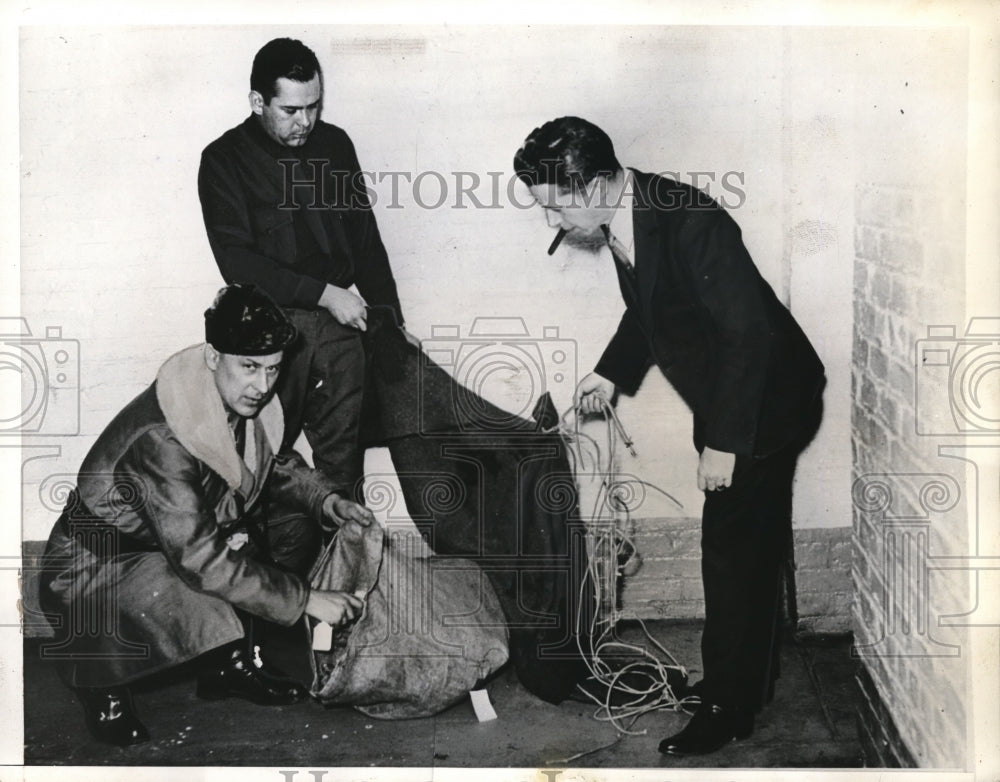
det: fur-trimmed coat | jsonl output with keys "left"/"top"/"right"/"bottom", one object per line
{"left": 40, "top": 344, "right": 338, "bottom": 687}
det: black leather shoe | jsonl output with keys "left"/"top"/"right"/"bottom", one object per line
{"left": 658, "top": 702, "right": 754, "bottom": 756}
{"left": 677, "top": 678, "right": 703, "bottom": 703}
{"left": 196, "top": 647, "right": 307, "bottom": 705}
{"left": 245, "top": 644, "right": 304, "bottom": 688}
{"left": 76, "top": 687, "right": 150, "bottom": 746}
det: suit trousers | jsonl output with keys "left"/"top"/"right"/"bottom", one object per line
{"left": 276, "top": 308, "right": 366, "bottom": 499}
{"left": 698, "top": 443, "right": 798, "bottom": 711}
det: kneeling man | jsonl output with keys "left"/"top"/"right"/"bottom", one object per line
{"left": 40, "top": 284, "right": 373, "bottom": 746}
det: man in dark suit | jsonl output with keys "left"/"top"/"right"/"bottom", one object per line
{"left": 514, "top": 117, "right": 826, "bottom": 755}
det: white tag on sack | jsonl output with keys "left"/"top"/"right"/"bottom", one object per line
{"left": 312, "top": 621, "right": 333, "bottom": 652}
{"left": 225, "top": 531, "right": 249, "bottom": 551}
{"left": 470, "top": 688, "right": 497, "bottom": 722}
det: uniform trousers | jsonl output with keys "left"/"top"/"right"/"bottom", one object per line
{"left": 276, "top": 308, "right": 366, "bottom": 500}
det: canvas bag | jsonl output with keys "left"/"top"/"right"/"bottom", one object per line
{"left": 307, "top": 519, "right": 509, "bottom": 718}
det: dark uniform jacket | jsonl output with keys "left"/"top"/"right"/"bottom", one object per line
{"left": 39, "top": 345, "right": 338, "bottom": 687}
{"left": 594, "top": 170, "right": 826, "bottom": 457}
{"left": 198, "top": 116, "right": 403, "bottom": 323}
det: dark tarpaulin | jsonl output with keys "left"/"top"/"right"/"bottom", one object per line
{"left": 359, "top": 308, "right": 593, "bottom": 703}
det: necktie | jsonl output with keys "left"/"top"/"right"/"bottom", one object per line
{"left": 232, "top": 417, "right": 247, "bottom": 459}
{"left": 233, "top": 417, "right": 258, "bottom": 473}
{"left": 231, "top": 416, "right": 258, "bottom": 503}
{"left": 601, "top": 224, "right": 634, "bottom": 273}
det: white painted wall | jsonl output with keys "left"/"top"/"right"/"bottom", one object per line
{"left": 17, "top": 24, "right": 959, "bottom": 540}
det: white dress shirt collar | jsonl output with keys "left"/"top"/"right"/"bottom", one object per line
{"left": 605, "top": 169, "right": 635, "bottom": 265}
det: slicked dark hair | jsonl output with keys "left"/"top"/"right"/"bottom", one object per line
{"left": 513, "top": 116, "right": 623, "bottom": 193}
{"left": 250, "top": 38, "right": 322, "bottom": 104}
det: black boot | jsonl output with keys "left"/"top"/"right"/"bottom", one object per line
{"left": 196, "top": 643, "right": 307, "bottom": 706}
{"left": 658, "top": 702, "right": 754, "bottom": 756}
{"left": 245, "top": 642, "right": 305, "bottom": 689}
{"left": 75, "top": 687, "right": 150, "bottom": 746}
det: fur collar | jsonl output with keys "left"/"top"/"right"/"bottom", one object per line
{"left": 155, "top": 344, "right": 284, "bottom": 490}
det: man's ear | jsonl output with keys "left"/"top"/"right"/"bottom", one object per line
{"left": 204, "top": 344, "right": 220, "bottom": 371}
{"left": 586, "top": 175, "right": 605, "bottom": 202}
{"left": 249, "top": 90, "right": 264, "bottom": 116}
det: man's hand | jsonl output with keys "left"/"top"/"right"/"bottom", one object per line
{"left": 304, "top": 589, "right": 364, "bottom": 626}
{"left": 319, "top": 285, "right": 368, "bottom": 331}
{"left": 697, "top": 447, "right": 736, "bottom": 492}
{"left": 323, "top": 493, "right": 375, "bottom": 528}
{"left": 574, "top": 372, "right": 616, "bottom": 416}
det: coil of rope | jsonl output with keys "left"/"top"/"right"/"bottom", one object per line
{"left": 541, "top": 397, "right": 701, "bottom": 756}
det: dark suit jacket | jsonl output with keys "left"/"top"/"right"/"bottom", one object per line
{"left": 594, "top": 170, "right": 825, "bottom": 458}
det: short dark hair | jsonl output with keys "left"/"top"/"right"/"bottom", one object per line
{"left": 250, "top": 38, "right": 322, "bottom": 104}
{"left": 204, "top": 284, "right": 298, "bottom": 356}
{"left": 513, "top": 116, "right": 622, "bottom": 193}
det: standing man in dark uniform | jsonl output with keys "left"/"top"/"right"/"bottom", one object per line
{"left": 514, "top": 117, "right": 826, "bottom": 755}
{"left": 199, "top": 37, "right": 404, "bottom": 500}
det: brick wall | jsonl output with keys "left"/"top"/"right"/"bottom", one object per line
{"left": 851, "top": 182, "right": 970, "bottom": 769}
{"left": 620, "top": 520, "right": 851, "bottom": 634}
{"left": 855, "top": 662, "right": 919, "bottom": 767}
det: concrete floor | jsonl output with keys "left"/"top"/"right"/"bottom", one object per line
{"left": 23, "top": 619, "right": 862, "bottom": 769}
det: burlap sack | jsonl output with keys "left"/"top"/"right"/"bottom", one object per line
{"left": 308, "top": 520, "right": 509, "bottom": 718}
